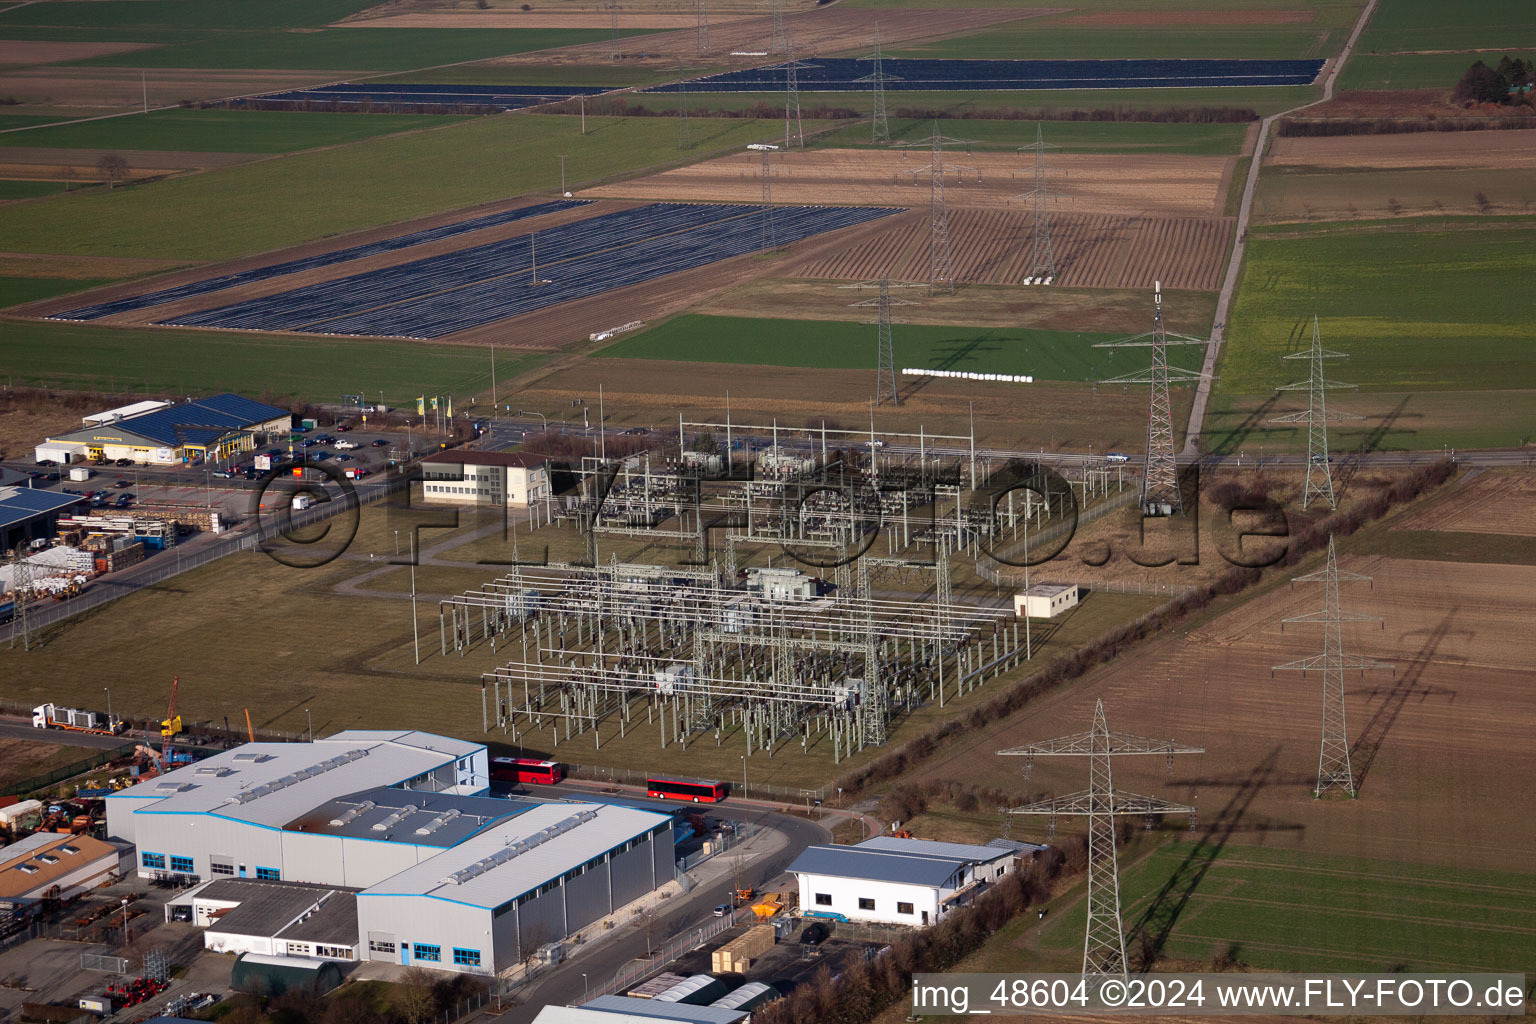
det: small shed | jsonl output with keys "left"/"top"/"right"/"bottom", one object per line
{"left": 711, "top": 982, "right": 780, "bottom": 1011}
{"left": 1013, "top": 583, "right": 1079, "bottom": 619}
{"left": 230, "top": 952, "right": 344, "bottom": 997}
{"left": 653, "top": 974, "right": 730, "bottom": 1005}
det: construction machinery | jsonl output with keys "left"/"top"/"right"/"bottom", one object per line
{"left": 32, "top": 704, "right": 124, "bottom": 736}
{"left": 159, "top": 676, "right": 182, "bottom": 765}
{"left": 750, "top": 893, "right": 783, "bottom": 919}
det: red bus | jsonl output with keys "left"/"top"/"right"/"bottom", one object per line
{"left": 491, "top": 757, "right": 566, "bottom": 785}
{"left": 646, "top": 776, "right": 728, "bottom": 803}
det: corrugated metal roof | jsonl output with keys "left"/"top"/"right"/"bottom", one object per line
{"left": 288, "top": 786, "right": 529, "bottom": 847}
{"left": 50, "top": 393, "right": 287, "bottom": 449}
{"left": 423, "top": 450, "right": 549, "bottom": 469}
{"left": 0, "top": 487, "right": 86, "bottom": 529}
{"left": 83, "top": 400, "right": 170, "bottom": 425}
{"left": 580, "top": 995, "right": 747, "bottom": 1024}
{"left": 985, "top": 838, "right": 1046, "bottom": 855}
{"left": 111, "top": 732, "right": 481, "bottom": 828}
{"left": 192, "top": 393, "right": 288, "bottom": 424}
{"left": 361, "top": 802, "right": 669, "bottom": 910}
{"left": 200, "top": 880, "right": 354, "bottom": 940}
{"left": 858, "top": 836, "right": 1016, "bottom": 862}
{"left": 787, "top": 844, "right": 969, "bottom": 888}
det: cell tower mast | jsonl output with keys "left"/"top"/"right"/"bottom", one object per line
{"left": 845, "top": 277, "right": 920, "bottom": 406}
{"left": 1012, "top": 123, "right": 1068, "bottom": 283}
{"left": 855, "top": 26, "right": 900, "bottom": 144}
{"left": 1093, "top": 284, "right": 1213, "bottom": 516}
{"left": 1272, "top": 535, "right": 1392, "bottom": 798}
{"left": 999, "top": 699, "right": 1201, "bottom": 980}
{"left": 1269, "top": 316, "right": 1360, "bottom": 510}
{"left": 896, "top": 122, "right": 977, "bottom": 295}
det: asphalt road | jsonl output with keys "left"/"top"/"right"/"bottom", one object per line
{"left": 501, "top": 783, "right": 829, "bottom": 1023}
{"left": 0, "top": 717, "right": 131, "bottom": 751}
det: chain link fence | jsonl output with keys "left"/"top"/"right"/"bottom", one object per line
{"left": 563, "top": 763, "right": 826, "bottom": 805}
{"left": 0, "top": 742, "right": 136, "bottom": 798}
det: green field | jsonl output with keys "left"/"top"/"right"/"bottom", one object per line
{"left": 0, "top": 180, "right": 68, "bottom": 200}
{"left": 0, "top": 114, "right": 799, "bottom": 261}
{"left": 669, "top": 85, "right": 1318, "bottom": 117}
{"left": 0, "top": 276, "right": 117, "bottom": 308}
{"left": 1037, "top": 841, "right": 1536, "bottom": 973}
{"left": 813, "top": 118, "right": 1248, "bottom": 154}
{"left": 0, "top": 109, "right": 468, "bottom": 155}
{"left": 892, "top": 26, "right": 1340, "bottom": 61}
{"left": 68, "top": 28, "right": 654, "bottom": 72}
{"left": 1220, "top": 220, "right": 1536, "bottom": 394}
{"left": 1353, "top": 0, "right": 1536, "bottom": 53}
{"left": 0, "top": 320, "right": 544, "bottom": 402}
{"left": 597, "top": 314, "right": 1205, "bottom": 381}
{"left": 1339, "top": 50, "right": 1536, "bottom": 91}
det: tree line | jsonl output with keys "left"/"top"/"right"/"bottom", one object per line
{"left": 1453, "top": 56, "right": 1535, "bottom": 105}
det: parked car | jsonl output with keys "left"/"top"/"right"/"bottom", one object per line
{"left": 334, "top": 440, "right": 359, "bottom": 450}
{"left": 334, "top": 454, "right": 353, "bottom": 462}
{"left": 713, "top": 905, "right": 731, "bottom": 918}
{"left": 1104, "top": 452, "right": 1130, "bottom": 463}
{"left": 311, "top": 451, "right": 331, "bottom": 461}
{"left": 800, "top": 922, "right": 829, "bottom": 945}
{"left": 116, "top": 458, "right": 134, "bottom": 467}
{"left": 35, "top": 458, "right": 56, "bottom": 467}
{"left": 212, "top": 470, "right": 234, "bottom": 479}
{"left": 371, "top": 439, "right": 389, "bottom": 447}
{"left": 114, "top": 479, "right": 131, "bottom": 488}
{"left": 266, "top": 448, "right": 283, "bottom": 458}
{"left": 115, "top": 495, "right": 132, "bottom": 508}
{"left": 335, "top": 423, "right": 352, "bottom": 432}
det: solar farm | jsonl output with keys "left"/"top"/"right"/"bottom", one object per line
{"left": 239, "top": 82, "right": 613, "bottom": 113}
{"left": 646, "top": 57, "right": 1327, "bottom": 94}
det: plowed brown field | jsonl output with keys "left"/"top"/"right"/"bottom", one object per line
{"left": 1267, "top": 129, "right": 1536, "bottom": 170}
{"left": 924, "top": 554, "right": 1536, "bottom": 872}
{"left": 787, "top": 208, "right": 1234, "bottom": 291}
{"left": 1390, "top": 470, "right": 1536, "bottom": 537}
{"left": 583, "top": 148, "right": 1232, "bottom": 218}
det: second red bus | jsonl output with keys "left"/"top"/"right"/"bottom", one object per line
{"left": 491, "top": 757, "right": 566, "bottom": 785}
{"left": 646, "top": 776, "right": 728, "bottom": 803}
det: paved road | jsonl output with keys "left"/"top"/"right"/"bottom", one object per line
{"left": 0, "top": 717, "right": 131, "bottom": 751}
{"left": 502, "top": 783, "right": 830, "bottom": 1023}
{"left": 1182, "top": 0, "right": 1383, "bottom": 458}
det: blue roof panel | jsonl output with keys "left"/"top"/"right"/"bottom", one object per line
{"left": 191, "top": 393, "right": 290, "bottom": 424}
{"left": 787, "top": 844, "right": 971, "bottom": 887}
{"left": 0, "top": 487, "right": 85, "bottom": 529}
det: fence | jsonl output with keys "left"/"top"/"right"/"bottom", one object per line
{"left": 589, "top": 910, "right": 740, "bottom": 1000}
{"left": 564, "top": 763, "right": 826, "bottom": 806}
{"left": 80, "top": 953, "right": 132, "bottom": 974}
{"left": 976, "top": 486, "right": 1139, "bottom": 588}
{"left": 0, "top": 743, "right": 136, "bottom": 798}
{"left": 676, "top": 820, "right": 760, "bottom": 872}
{"left": 0, "top": 475, "right": 406, "bottom": 646}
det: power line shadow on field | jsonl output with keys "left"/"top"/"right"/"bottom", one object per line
{"left": 1208, "top": 392, "right": 1281, "bottom": 457}
{"left": 900, "top": 333, "right": 999, "bottom": 400}
{"left": 1334, "top": 394, "right": 1414, "bottom": 496}
{"left": 258, "top": 696, "right": 318, "bottom": 731}
{"left": 1126, "top": 747, "right": 1282, "bottom": 969}
{"left": 1349, "top": 612, "right": 1465, "bottom": 795}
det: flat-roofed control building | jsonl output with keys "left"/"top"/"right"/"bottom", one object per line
{"left": 788, "top": 836, "right": 1019, "bottom": 927}
{"left": 1013, "top": 583, "right": 1080, "bottom": 619}
{"left": 420, "top": 450, "right": 551, "bottom": 507}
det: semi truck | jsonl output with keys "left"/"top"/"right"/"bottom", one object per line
{"left": 32, "top": 703, "right": 125, "bottom": 736}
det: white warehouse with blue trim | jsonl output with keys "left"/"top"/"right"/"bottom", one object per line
{"left": 106, "top": 730, "right": 673, "bottom": 976}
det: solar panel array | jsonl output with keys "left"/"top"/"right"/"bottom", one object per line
{"left": 52, "top": 199, "right": 589, "bottom": 322}
{"left": 159, "top": 202, "right": 902, "bottom": 340}
{"left": 645, "top": 57, "right": 1327, "bottom": 93}
{"left": 240, "top": 82, "right": 611, "bottom": 112}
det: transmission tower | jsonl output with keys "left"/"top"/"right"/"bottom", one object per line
{"left": 845, "top": 278, "right": 921, "bottom": 406}
{"left": 677, "top": 81, "right": 690, "bottom": 150}
{"left": 696, "top": 0, "right": 709, "bottom": 57}
{"left": 855, "top": 26, "right": 900, "bottom": 144}
{"left": 762, "top": 36, "right": 813, "bottom": 149}
{"left": 1011, "top": 123, "right": 1069, "bottom": 283}
{"left": 608, "top": 2, "right": 623, "bottom": 59}
{"left": 1094, "top": 283, "right": 1213, "bottom": 516}
{"left": 999, "top": 699, "right": 1202, "bottom": 980}
{"left": 1272, "top": 535, "right": 1392, "bottom": 798}
{"left": 759, "top": 145, "right": 776, "bottom": 249}
{"left": 1269, "top": 316, "right": 1360, "bottom": 511}
{"left": 764, "top": 0, "right": 787, "bottom": 55}
{"left": 896, "top": 122, "right": 977, "bottom": 295}
{"left": 7, "top": 549, "right": 33, "bottom": 651}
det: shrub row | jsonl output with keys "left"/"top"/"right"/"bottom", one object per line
{"left": 1278, "top": 114, "right": 1536, "bottom": 136}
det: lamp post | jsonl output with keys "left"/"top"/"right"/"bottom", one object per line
{"left": 305, "top": 708, "right": 312, "bottom": 743}
{"left": 582, "top": 974, "right": 589, "bottom": 1000}
{"left": 740, "top": 755, "right": 747, "bottom": 800}
{"left": 103, "top": 687, "right": 112, "bottom": 728}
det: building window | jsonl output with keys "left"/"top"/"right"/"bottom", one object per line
{"left": 256, "top": 866, "right": 280, "bottom": 881}
{"left": 169, "top": 856, "right": 194, "bottom": 874}
{"left": 858, "top": 897, "right": 876, "bottom": 911}
{"left": 897, "top": 902, "right": 914, "bottom": 915}
{"left": 210, "top": 861, "right": 234, "bottom": 876}
{"left": 413, "top": 944, "right": 441, "bottom": 962}
{"left": 369, "top": 940, "right": 396, "bottom": 955}
{"left": 453, "top": 948, "right": 481, "bottom": 967}
{"left": 288, "top": 943, "right": 311, "bottom": 957}
{"left": 814, "top": 893, "right": 832, "bottom": 906}
{"left": 317, "top": 945, "right": 350, "bottom": 958}
{"left": 141, "top": 852, "right": 166, "bottom": 870}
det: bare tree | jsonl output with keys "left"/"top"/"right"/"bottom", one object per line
{"left": 58, "top": 165, "right": 77, "bottom": 192}
{"left": 392, "top": 966, "right": 438, "bottom": 1024}
{"left": 97, "top": 153, "right": 130, "bottom": 188}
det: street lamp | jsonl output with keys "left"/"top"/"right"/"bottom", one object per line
{"left": 103, "top": 687, "right": 112, "bottom": 728}
{"left": 582, "top": 973, "right": 589, "bottom": 1000}
{"left": 305, "top": 708, "right": 312, "bottom": 743}
{"left": 740, "top": 755, "right": 747, "bottom": 800}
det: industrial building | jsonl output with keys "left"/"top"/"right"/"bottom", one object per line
{"left": 420, "top": 450, "right": 551, "bottom": 508}
{"left": 1013, "top": 583, "right": 1080, "bottom": 619}
{"left": 534, "top": 999, "right": 748, "bottom": 1024}
{"left": 0, "top": 832, "right": 125, "bottom": 915}
{"left": 788, "top": 836, "right": 1026, "bottom": 927}
{"left": 107, "top": 730, "right": 674, "bottom": 976}
{"left": 0, "top": 486, "right": 85, "bottom": 553}
{"left": 35, "top": 393, "right": 290, "bottom": 466}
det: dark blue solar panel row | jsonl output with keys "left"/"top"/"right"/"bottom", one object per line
{"left": 645, "top": 57, "right": 1326, "bottom": 93}
{"left": 52, "top": 198, "right": 589, "bottom": 321}
{"left": 241, "top": 82, "right": 611, "bottom": 111}
{"left": 160, "top": 202, "right": 900, "bottom": 340}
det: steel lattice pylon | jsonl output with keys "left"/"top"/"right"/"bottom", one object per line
{"left": 758, "top": 146, "right": 776, "bottom": 249}
{"left": 1094, "top": 285, "right": 1212, "bottom": 516}
{"left": 855, "top": 26, "right": 900, "bottom": 144}
{"left": 1012, "top": 123, "right": 1068, "bottom": 282}
{"left": 1272, "top": 535, "right": 1392, "bottom": 798}
{"left": 677, "top": 81, "right": 690, "bottom": 150}
{"left": 607, "top": 2, "right": 623, "bottom": 59}
{"left": 896, "top": 123, "right": 976, "bottom": 295}
{"left": 762, "top": 38, "right": 814, "bottom": 149}
{"left": 999, "top": 699, "right": 1201, "bottom": 980}
{"left": 696, "top": 0, "right": 709, "bottom": 56}
{"left": 7, "top": 549, "right": 33, "bottom": 651}
{"left": 846, "top": 277, "right": 920, "bottom": 406}
{"left": 1269, "top": 316, "right": 1361, "bottom": 511}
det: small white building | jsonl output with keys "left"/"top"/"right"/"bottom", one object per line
{"left": 745, "top": 567, "right": 817, "bottom": 602}
{"left": 421, "top": 450, "right": 552, "bottom": 508}
{"left": 1013, "top": 583, "right": 1079, "bottom": 619}
{"left": 788, "top": 836, "right": 1019, "bottom": 927}
{"left": 168, "top": 878, "right": 358, "bottom": 961}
